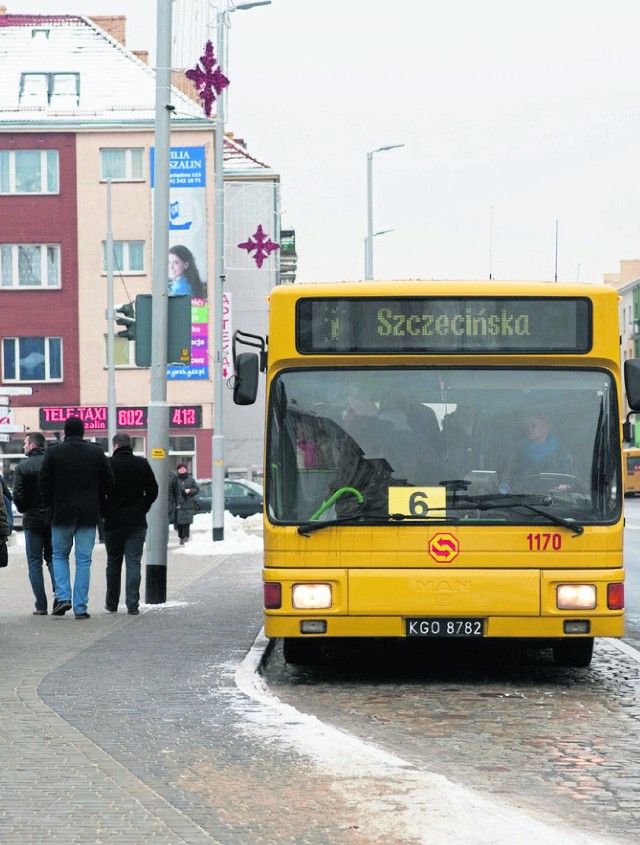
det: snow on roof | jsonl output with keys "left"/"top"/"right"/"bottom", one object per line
{"left": 0, "top": 13, "right": 275, "bottom": 174}
{"left": 224, "top": 135, "right": 275, "bottom": 176}
{"left": 0, "top": 13, "right": 209, "bottom": 125}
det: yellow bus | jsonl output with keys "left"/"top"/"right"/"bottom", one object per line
{"left": 623, "top": 448, "right": 640, "bottom": 496}
{"left": 233, "top": 281, "right": 633, "bottom": 668}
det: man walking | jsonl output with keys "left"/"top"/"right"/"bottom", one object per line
{"left": 103, "top": 432, "right": 158, "bottom": 615}
{"left": 0, "top": 487, "right": 9, "bottom": 570}
{"left": 39, "top": 416, "right": 115, "bottom": 620}
{"left": 13, "top": 432, "right": 56, "bottom": 615}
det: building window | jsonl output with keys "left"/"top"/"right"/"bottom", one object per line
{"left": 93, "top": 436, "right": 145, "bottom": 455}
{"left": 100, "top": 148, "right": 144, "bottom": 181}
{"left": 0, "top": 149, "right": 59, "bottom": 194}
{"left": 169, "top": 436, "right": 195, "bottom": 454}
{"left": 2, "top": 337, "right": 62, "bottom": 382}
{"left": 19, "top": 72, "right": 80, "bottom": 108}
{"left": 1, "top": 244, "right": 60, "bottom": 288}
{"left": 102, "top": 240, "right": 144, "bottom": 273}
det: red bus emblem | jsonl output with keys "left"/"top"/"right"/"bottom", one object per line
{"left": 428, "top": 532, "right": 460, "bottom": 564}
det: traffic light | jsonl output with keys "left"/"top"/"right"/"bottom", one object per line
{"left": 134, "top": 294, "right": 191, "bottom": 367}
{"left": 115, "top": 302, "right": 136, "bottom": 341}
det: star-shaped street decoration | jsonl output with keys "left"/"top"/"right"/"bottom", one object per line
{"left": 237, "top": 225, "right": 280, "bottom": 269}
{"left": 185, "top": 40, "right": 229, "bottom": 118}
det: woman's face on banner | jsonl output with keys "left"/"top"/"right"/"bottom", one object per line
{"left": 169, "top": 253, "right": 189, "bottom": 280}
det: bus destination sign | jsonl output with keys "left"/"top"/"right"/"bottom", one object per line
{"left": 39, "top": 405, "right": 202, "bottom": 431}
{"left": 296, "top": 297, "right": 591, "bottom": 355}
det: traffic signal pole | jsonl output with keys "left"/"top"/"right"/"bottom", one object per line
{"left": 145, "top": 0, "right": 172, "bottom": 603}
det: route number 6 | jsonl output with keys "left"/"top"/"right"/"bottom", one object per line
{"left": 409, "top": 491, "right": 430, "bottom": 516}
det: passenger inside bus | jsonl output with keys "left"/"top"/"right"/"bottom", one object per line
{"left": 295, "top": 421, "right": 323, "bottom": 469}
{"left": 441, "top": 401, "right": 478, "bottom": 478}
{"left": 380, "top": 386, "right": 441, "bottom": 445}
{"left": 505, "top": 407, "right": 575, "bottom": 482}
{"left": 343, "top": 394, "right": 391, "bottom": 458}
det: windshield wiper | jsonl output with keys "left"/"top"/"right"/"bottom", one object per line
{"left": 297, "top": 494, "right": 584, "bottom": 536}
{"left": 467, "top": 495, "right": 584, "bottom": 536}
{"left": 298, "top": 514, "right": 366, "bottom": 536}
{"left": 297, "top": 511, "right": 457, "bottom": 536}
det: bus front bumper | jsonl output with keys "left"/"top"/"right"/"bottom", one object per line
{"left": 263, "top": 565, "right": 624, "bottom": 640}
{"left": 264, "top": 614, "right": 623, "bottom": 639}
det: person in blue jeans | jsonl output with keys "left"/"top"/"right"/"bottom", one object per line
{"left": 39, "top": 416, "right": 115, "bottom": 620}
{"left": 13, "top": 432, "right": 56, "bottom": 615}
{"left": 102, "top": 432, "right": 158, "bottom": 615}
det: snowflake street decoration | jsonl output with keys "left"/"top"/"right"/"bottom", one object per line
{"left": 185, "top": 40, "right": 229, "bottom": 118}
{"left": 237, "top": 225, "right": 280, "bottom": 269}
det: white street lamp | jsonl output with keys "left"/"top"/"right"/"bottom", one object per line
{"left": 363, "top": 229, "right": 394, "bottom": 273}
{"left": 365, "top": 144, "right": 404, "bottom": 280}
{"left": 212, "top": 0, "right": 272, "bottom": 541}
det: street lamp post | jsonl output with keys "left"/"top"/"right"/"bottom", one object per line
{"left": 212, "top": 0, "right": 271, "bottom": 541}
{"left": 365, "top": 144, "right": 404, "bottom": 280}
{"left": 363, "top": 229, "right": 393, "bottom": 274}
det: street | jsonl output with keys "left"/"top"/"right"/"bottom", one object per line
{"left": 623, "top": 496, "right": 640, "bottom": 649}
{"left": 261, "top": 502, "right": 640, "bottom": 844}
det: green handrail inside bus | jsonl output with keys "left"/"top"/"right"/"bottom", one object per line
{"left": 309, "top": 487, "right": 364, "bottom": 521}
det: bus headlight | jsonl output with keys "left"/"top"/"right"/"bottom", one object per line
{"left": 292, "top": 583, "right": 332, "bottom": 609}
{"left": 557, "top": 584, "right": 597, "bottom": 610}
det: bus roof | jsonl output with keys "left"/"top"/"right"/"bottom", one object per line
{"left": 269, "top": 280, "right": 618, "bottom": 298}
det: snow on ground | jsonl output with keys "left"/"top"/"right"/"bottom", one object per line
{"left": 179, "top": 510, "right": 263, "bottom": 554}
{"left": 233, "top": 634, "right": 618, "bottom": 845}
{"left": 9, "top": 510, "right": 263, "bottom": 556}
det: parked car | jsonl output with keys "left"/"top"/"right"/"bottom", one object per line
{"left": 195, "top": 479, "right": 263, "bottom": 518}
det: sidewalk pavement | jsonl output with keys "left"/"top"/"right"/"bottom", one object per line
{"left": 0, "top": 528, "right": 384, "bottom": 845}
{"left": 0, "top": 528, "right": 621, "bottom": 845}
{"left": 0, "top": 529, "right": 231, "bottom": 843}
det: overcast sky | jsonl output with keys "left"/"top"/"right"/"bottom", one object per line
{"left": 9, "top": 0, "right": 640, "bottom": 284}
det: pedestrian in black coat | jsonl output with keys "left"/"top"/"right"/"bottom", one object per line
{"left": 102, "top": 433, "right": 158, "bottom": 615}
{"left": 0, "top": 487, "right": 8, "bottom": 569}
{"left": 0, "top": 472, "right": 12, "bottom": 533}
{"left": 13, "top": 432, "right": 55, "bottom": 614}
{"left": 168, "top": 469, "right": 179, "bottom": 528}
{"left": 174, "top": 462, "right": 199, "bottom": 544}
{"left": 39, "top": 416, "right": 115, "bottom": 619}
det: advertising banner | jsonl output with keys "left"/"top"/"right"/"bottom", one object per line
{"left": 151, "top": 145, "right": 209, "bottom": 380}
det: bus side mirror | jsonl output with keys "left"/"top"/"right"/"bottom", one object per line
{"left": 624, "top": 359, "right": 640, "bottom": 410}
{"left": 233, "top": 352, "right": 260, "bottom": 405}
{"left": 623, "top": 417, "right": 634, "bottom": 443}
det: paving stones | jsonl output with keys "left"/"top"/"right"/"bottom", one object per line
{"left": 0, "top": 538, "right": 366, "bottom": 844}
{"left": 264, "top": 636, "right": 640, "bottom": 843}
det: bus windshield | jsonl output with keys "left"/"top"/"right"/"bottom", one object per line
{"left": 266, "top": 367, "right": 620, "bottom": 526}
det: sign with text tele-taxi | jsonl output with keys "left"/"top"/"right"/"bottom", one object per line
{"left": 39, "top": 406, "right": 202, "bottom": 431}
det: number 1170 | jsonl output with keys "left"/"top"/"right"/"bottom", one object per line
{"left": 526, "top": 533, "right": 562, "bottom": 551}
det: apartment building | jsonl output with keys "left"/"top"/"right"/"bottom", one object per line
{"left": 0, "top": 11, "right": 280, "bottom": 484}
